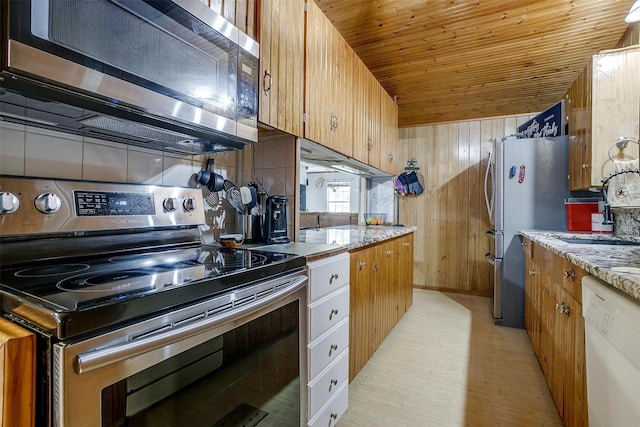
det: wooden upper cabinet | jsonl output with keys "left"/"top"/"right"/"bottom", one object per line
{"left": 258, "top": 0, "right": 304, "bottom": 136}
{"left": 351, "top": 55, "right": 369, "bottom": 165}
{"left": 381, "top": 90, "right": 399, "bottom": 174}
{"left": 305, "top": 0, "right": 353, "bottom": 155}
{"left": 566, "top": 46, "right": 640, "bottom": 190}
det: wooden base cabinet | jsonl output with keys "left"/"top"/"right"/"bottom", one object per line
{"left": 0, "top": 318, "right": 35, "bottom": 427}
{"left": 349, "top": 233, "right": 414, "bottom": 381}
{"left": 306, "top": 253, "right": 350, "bottom": 427}
{"left": 522, "top": 238, "right": 588, "bottom": 427}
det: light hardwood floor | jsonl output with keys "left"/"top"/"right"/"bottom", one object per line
{"left": 338, "top": 290, "right": 562, "bottom": 427}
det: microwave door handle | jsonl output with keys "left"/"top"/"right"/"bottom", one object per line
{"left": 75, "top": 276, "right": 307, "bottom": 374}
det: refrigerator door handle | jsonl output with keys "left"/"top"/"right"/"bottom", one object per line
{"left": 484, "top": 145, "right": 495, "bottom": 222}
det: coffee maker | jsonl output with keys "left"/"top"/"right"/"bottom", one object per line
{"left": 265, "top": 195, "right": 290, "bottom": 244}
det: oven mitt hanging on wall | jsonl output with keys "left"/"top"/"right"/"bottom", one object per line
{"left": 607, "top": 159, "right": 640, "bottom": 207}
{"left": 405, "top": 171, "right": 424, "bottom": 195}
{"left": 397, "top": 172, "right": 409, "bottom": 194}
{"left": 395, "top": 175, "right": 407, "bottom": 195}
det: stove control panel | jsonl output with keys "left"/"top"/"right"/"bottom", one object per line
{"left": 0, "top": 176, "right": 205, "bottom": 236}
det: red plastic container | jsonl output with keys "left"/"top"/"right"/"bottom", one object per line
{"left": 565, "top": 199, "right": 599, "bottom": 231}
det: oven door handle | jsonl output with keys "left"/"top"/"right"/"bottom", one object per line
{"left": 75, "top": 275, "right": 307, "bottom": 374}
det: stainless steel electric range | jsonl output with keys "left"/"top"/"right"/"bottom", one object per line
{"left": 0, "top": 176, "right": 308, "bottom": 427}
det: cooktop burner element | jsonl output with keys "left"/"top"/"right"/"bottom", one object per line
{"left": 15, "top": 264, "right": 91, "bottom": 277}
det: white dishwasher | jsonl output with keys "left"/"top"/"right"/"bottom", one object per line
{"left": 582, "top": 276, "right": 640, "bottom": 427}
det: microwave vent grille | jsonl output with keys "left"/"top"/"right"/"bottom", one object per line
{"left": 81, "top": 116, "right": 196, "bottom": 145}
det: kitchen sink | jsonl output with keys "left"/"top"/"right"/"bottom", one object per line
{"left": 558, "top": 237, "right": 640, "bottom": 246}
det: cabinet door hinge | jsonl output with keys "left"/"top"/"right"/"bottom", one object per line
{"left": 302, "top": 113, "right": 307, "bottom": 123}
{"left": 304, "top": 1, "right": 307, "bottom": 12}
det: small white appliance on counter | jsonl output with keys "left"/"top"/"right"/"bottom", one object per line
{"left": 582, "top": 276, "right": 640, "bottom": 427}
{"left": 484, "top": 136, "right": 570, "bottom": 328}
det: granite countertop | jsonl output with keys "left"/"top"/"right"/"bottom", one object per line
{"left": 519, "top": 230, "right": 640, "bottom": 302}
{"left": 210, "top": 226, "right": 416, "bottom": 262}
{"left": 251, "top": 242, "right": 348, "bottom": 261}
{"left": 299, "top": 225, "right": 417, "bottom": 251}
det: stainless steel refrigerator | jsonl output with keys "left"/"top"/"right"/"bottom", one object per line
{"left": 484, "top": 136, "right": 570, "bottom": 328}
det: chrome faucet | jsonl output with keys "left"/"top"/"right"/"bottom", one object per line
{"left": 600, "top": 183, "right": 614, "bottom": 225}
{"left": 601, "top": 167, "right": 640, "bottom": 225}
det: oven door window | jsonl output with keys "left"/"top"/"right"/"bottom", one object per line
{"left": 14, "top": 0, "right": 237, "bottom": 119}
{"left": 101, "top": 301, "right": 300, "bottom": 427}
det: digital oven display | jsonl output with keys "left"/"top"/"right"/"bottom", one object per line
{"left": 74, "top": 191, "right": 155, "bottom": 216}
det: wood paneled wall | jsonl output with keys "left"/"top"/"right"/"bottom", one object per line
{"left": 397, "top": 114, "right": 534, "bottom": 295}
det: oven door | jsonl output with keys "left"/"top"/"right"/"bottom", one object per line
{"left": 52, "top": 273, "right": 307, "bottom": 427}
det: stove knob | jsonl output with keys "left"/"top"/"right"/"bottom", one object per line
{"left": 0, "top": 192, "right": 20, "bottom": 214}
{"left": 163, "top": 197, "right": 178, "bottom": 212}
{"left": 34, "top": 193, "right": 62, "bottom": 214}
{"left": 183, "top": 197, "right": 197, "bottom": 212}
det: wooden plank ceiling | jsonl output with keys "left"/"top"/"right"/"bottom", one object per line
{"left": 315, "top": 0, "right": 635, "bottom": 127}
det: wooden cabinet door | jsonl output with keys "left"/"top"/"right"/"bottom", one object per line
{"left": 305, "top": 0, "right": 332, "bottom": 147}
{"left": 330, "top": 32, "right": 353, "bottom": 156}
{"left": 524, "top": 239, "right": 541, "bottom": 354}
{"left": 539, "top": 246, "right": 558, "bottom": 382}
{"left": 351, "top": 55, "right": 369, "bottom": 165}
{"left": 349, "top": 246, "right": 376, "bottom": 382}
{"left": 566, "top": 61, "right": 592, "bottom": 191}
{"left": 380, "top": 92, "right": 399, "bottom": 174}
{"left": 0, "top": 319, "right": 35, "bottom": 427}
{"left": 398, "top": 233, "right": 414, "bottom": 314}
{"left": 258, "top": 0, "right": 304, "bottom": 136}
{"left": 366, "top": 82, "right": 383, "bottom": 170}
{"left": 591, "top": 47, "right": 640, "bottom": 186}
{"left": 560, "top": 260, "right": 589, "bottom": 427}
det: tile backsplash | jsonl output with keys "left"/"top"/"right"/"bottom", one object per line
{"left": 0, "top": 120, "right": 240, "bottom": 240}
{"left": 1, "top": 121, "right": 206, "bottom": 185}
{"left": 0, "top": 121, "right": 295, "bottom": 243}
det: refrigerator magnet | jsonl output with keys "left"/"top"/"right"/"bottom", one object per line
{"left": 518, "top": 165, "right": 526, "bottom": 183}
{"left": 509, "top": 166, "right": 517, "bottom": 179}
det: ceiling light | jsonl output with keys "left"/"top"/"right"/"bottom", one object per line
{"left": 626, "top": 0, "right": 640, "bottom": 22}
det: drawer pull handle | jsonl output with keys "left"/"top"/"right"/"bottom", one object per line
{"left": 330, "top": 412, "right": 338, "bottom": 420}
{"left": 329, "top": 343, "right": 338, "bottom": 356}
{"left": 329, "top": 378, "right": 338, "bottom": 391}
{"left": 330, "top": 308, "right": 339, "bottom": 320}
{"left": 563, "top": 269, "right": 576, "bottom": 281}
{"left": 358, "top": 262, "right": 366, "bottom": 270}
{"left": 329, "top": 273, "right": 339, "bottom": 284}
{"left": 528, "top": 269, "right": 536, "bottom": 276}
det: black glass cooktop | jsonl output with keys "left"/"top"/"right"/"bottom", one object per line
{"left": 0, "top": 246, "right": 305, "bottom": 338}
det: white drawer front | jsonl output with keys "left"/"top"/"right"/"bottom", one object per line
{"left": 308, "top": 382, "right": 348, "bottom": 427}
{"left": 308, "top": 253, "right": 350, "bottom": 302}
{"left": 308, "top": 349, "right": 349, "bottom": 418}
{"left": 309, "top": 286, "right": 349, "bottom": 341}
{"left": 308, "top": 317, "right": 349, "bottom": 379}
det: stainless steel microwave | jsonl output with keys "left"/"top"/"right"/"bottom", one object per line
{"left": 0, "top": 0, "right": 259, "bottom": 155}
